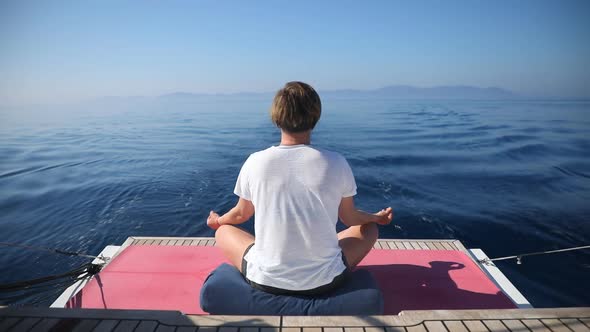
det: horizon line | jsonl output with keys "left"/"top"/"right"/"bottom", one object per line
{"left": 3, "top": 84, "right": 590, "bottom": 107}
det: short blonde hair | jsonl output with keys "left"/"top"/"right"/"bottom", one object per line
{"left": 270, "top": 81, "right": 321, "bottom": 133}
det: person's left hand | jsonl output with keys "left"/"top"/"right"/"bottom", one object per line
{"left": 374, "top": 207, "right": 393, "bottom": 225}
{"left": 207, "top": 211, "right": 221, "bottom": 230}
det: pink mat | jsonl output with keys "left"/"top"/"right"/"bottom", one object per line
{"left": 358, "top": 249, "right": 516, "bottom": 313}
{"left": 67, "top": 245, "right": 516, "bottom": 314}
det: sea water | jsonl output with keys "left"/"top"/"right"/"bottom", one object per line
{"left": 0, "top": 97, "right": 589, "bottom": 306}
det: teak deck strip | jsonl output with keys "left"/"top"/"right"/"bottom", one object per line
{"left": 1, "top": 307, "right": 588, "bottom": 332}
{"left": 121, "top": 237, "right": 468, "bottom": 254}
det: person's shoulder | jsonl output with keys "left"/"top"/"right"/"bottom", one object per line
{"left": 313, "top": 146, "right": 348, "bottom": 163}
{"left": 245, "top": 146, "right": 277, "bottom": 162}
{"left": 253, "top": 146, "right": 278, "bottom": 156}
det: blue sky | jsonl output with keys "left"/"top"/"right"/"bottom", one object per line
{"left": 1, "top": 0, "right": 589, "bottom": 104}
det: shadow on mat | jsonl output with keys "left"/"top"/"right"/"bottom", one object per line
{"left": 361, "top": 260, "right": 516, "bottom": 314}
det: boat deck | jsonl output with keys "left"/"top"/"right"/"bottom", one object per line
{"left": 2, "top": 237, "right": 588, "bottom": 331}
{"left": 1, "top": 306, "right": 588, "bottom": 332}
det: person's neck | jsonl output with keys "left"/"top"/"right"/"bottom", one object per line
{"left": 280, "top": 130, "right": 311, "bottom": 146}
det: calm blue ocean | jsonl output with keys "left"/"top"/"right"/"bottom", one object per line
{"left": 1, "top": 97, "right": 589, "bottom": 306}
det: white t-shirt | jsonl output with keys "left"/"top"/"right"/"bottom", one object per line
{"left": 234, "top": 144, "right": 357, "bottom": 291}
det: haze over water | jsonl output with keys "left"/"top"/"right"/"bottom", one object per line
{"left": 0, "top": 97, "right": 589, "bottom": 306}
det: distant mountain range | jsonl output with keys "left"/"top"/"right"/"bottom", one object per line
{"left": 321, "top": 85, "right": 518, "bottom": 99}
{"left": 158, "top": 85, "right": 519, "bottom": 100}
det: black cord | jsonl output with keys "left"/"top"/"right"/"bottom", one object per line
{"left": 0, "top": 241, "right": 107, "bottom": 306}
{"left": 0, "top": 263, "right": 99, "bottom": 292}
{"left": 0, "top": 273, "right": 89, "bottom": 294}
{"left": 0, "top": 242, "right": 100, "bottom": 260}
{"left": 0, "top": 274, "right": 90, "bottom": 305}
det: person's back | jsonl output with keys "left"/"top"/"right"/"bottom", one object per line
{"left": 238, "top": 145, "right": 356, "bottom": 290}
{"left": 207, "top": 81, "right": 393, "bottom": 296}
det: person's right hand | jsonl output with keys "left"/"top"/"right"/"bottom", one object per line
{"left": 374, "top": 207, "right": 393, "bottom": 225}
{"left": 207, "top": 211, "right": 221, "bottom": 230}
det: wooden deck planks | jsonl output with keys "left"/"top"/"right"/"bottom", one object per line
{"left": 424, "top": 321, "right": 448, "bottom": 332}
{"left": 176, "top": 326, "right": 198, "bottom": 332}
{"left": 93, "top": 319, "right": 120, "bottom": 332}
{"left": 521, "top": 320, "right": 551, "bottom": 332}
{"left": 9, "top": 317, "right": 41, "bottom": 331}
{"left": 134, "top": 321, "right": 159, "bottom": 332}
{"left": 241, "top": 328, "right": 263, "bottom": 332}
{"left": 324, "top": 328, "right": 344, "bottom": 332}
{"left": 366, "top": 328, "right": 386, "bottom": 332}
{"left": 71, "top": 319, "right": 101, "bottom": 332}
{"left": 418, "top": 242, "right": 430, "bottom": 250}
{"left": 444, "top": 321, "right": 469, "bottom": 332}
{"left": 453, "top": 240, "right": 469, "bottom": 253}
{"left": 218, "top": 327, "right": 239, "bottom": 332}
{"left": 539, "top": 319, "right": 570, "bottom": 332}
{"left": 28, "top": 318, "right": 60, "bottom": 332}
{"left": 386, "top": 327, "right": 407, "bottom": 332}
{"left": 155, "top": 324, "right": 176, "bottom": 332}
{"left": 463, "top": 320, "right": 490, "bottom": 332}
{"left": 261, "top": 328, "right": 280, "bottom": 332}
{"left": 283, "top": 328, "right": 302, "bottom": 332}
{"left": 113, "top": 320, "right": 140, "bottom": 331}
{"left": 409, "top": 242, "right": 422, "bottom": 250}
{"left": 1, "top": 307, "right": 589, "bottom": 332}
{"left": 501, "top": 319, "right": 531, "bottom": 332}
{"left": 406, "top": 324, "right": 428, "bottom": 332}
{"left": 482, "top": 320, "right": 510, "bottom": 332}
{"left": 0, "top": 317, "right": 21, "bottom": 331}
{"left": 441, "top": 242, "right": 454, "bottom": 250}
{"left": 344, "top": 327, "right": 364, "bottom": 332}
{"left": 125, "top": 237, "right": 470, "bottom": 256}
{"left": 560, "top": 319, "right": 590, "bottom": 332}
{"left": 433, "top": 242, "right": 445, "bottom": 250}
{"left": 425, "top": 242, "right": 438, "bottom": 250}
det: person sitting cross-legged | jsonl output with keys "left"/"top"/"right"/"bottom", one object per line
{"left": 207, "top": 81, "right": 393, "bottom": 296}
